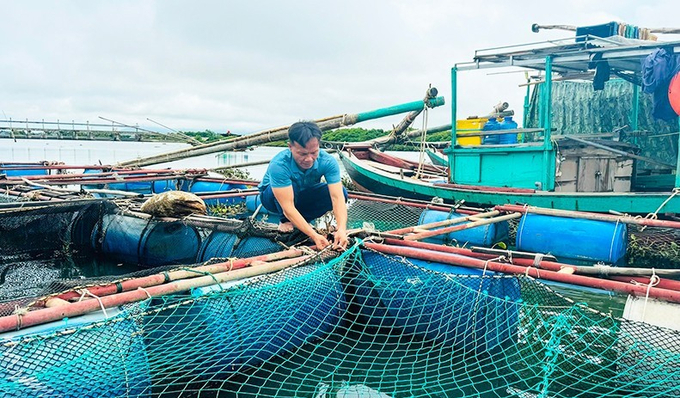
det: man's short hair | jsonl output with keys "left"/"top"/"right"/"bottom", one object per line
{"left": 288, "top": 121, "right": 322, "bottom": 147}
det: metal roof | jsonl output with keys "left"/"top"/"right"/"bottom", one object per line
{"left": 455, "top": 35, "right": 680, "bottom": 85}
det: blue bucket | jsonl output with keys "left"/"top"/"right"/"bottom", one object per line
{"left": 515, "top": 213, "right": 628, "bottom": 264}
{"left": 356, "top": 250, "right": 520, "bottom": 352}
{"left": 0, "top": 307, "right": 151, "bottom": 398}
{"left": 97, "top": 214, "right": 201, "bottom": 267}
{"left": 418, "top": 209, "right": 508, "bottom": 246}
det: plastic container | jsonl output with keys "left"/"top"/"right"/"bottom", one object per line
{"left": 456, "top": 119, "right": 485, "bottom": 146}
{"left": 417, "top": 209, "right": 508, "bottom": 246}
{"left": 143, "top": 264, "right": 346, "bottom": 377}
{"left": 482, "top": 117, "right": 500, "bottom": 145}
{"left": 245, "top": 194, "right": 281, "bottom": 223}
{"left": 0, "top": 307, "right": 150, "bottom": 397}
{"left": 96, "top": 214, "right": 201, "bottom": 267}
{"left": 197, "top": 230, "right": 238, "bottom": 262}
{"left": 0, "top": 163, "right": 50, "bottom": 177}
{"left": 515, "top": 213, "right": 628, "bottom": 264}
{"left": 182, "top": 179, "right": 248, "bottom": 206}
{"left": 499, "top": 116, "right": 518, "bottom": 144}
{"left": 355, "top": 250, "right": 520, "bottom": 352}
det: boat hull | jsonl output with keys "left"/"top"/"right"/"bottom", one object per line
{"left": 341, "top": 151, "right": 680, "bottom": 214}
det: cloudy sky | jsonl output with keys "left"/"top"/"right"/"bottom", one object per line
{"left": 1, "top": 0, "right": 678, "bottom": 135}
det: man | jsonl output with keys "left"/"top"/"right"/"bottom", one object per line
{"left": 258, "top": 121, "right": 349, "bottom": 250}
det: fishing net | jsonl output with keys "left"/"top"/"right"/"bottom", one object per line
{"left": 1, "top": 244, "right": 679, "bottom": 397}
{"left": 0, "top": 200, "right": 289, "bottom": 316}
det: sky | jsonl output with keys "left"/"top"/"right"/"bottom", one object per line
{"left": 1, "top": 0, "right": 678, "bottom": 136}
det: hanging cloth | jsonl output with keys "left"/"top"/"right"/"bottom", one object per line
{"left": 641, "top": 48, "right": 680, "bottom": 121}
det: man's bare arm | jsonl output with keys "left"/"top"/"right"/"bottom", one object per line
{"left": 328, "top": 182, "right": 348, "bottom": 250}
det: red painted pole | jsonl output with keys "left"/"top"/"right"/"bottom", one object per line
{"left": 382, "top": 238, "right": 680, "bottom": 293}
{"left": 496, "top": 204, "right": 680, "bottom": 229}
{"left": 48, "top": 248, "right": 304, "bottom": 304}
{"left": 0, "top": 254, "right": 311, "bottom": 333}
{"left": 364, "top": 242, "right": 680, "bottom": 303}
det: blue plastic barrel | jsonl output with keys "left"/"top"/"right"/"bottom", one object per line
{"left": 418, "top": 209, "right": 508, "bottom": 246}
{"left": 482, "top": 117, "right": 500, "bottom": 145}
{"left": 0, "top": 307, "right": 150, "bottom": 398}
{"left": 0, "top": 163, "right": 49, "bottom": 177}
{"left": 245, "top": 194, "right": 267, "bottom": 213}
{"left": 515, "top": 213, "right": 627, "bottom": 264}
{"left": 355, "top": 250, "right": 520, "bottom": 352}
{"left": 499, "top": 116, "right": 518, "bottom": 144}
{"left": 83, "top": 169, "right": 161, "bottom": 195}
{"left": 97, "top": 214, "right": 201, "bottom": 267}
{"left": 197, "top": 231, "right": 238, "bottom": 262}
{"left": 143, "top": 263, "right": 346, "bottom": 378}
{"left": 183, "top": 180, "right": 248, "bottom": 206}
{"left": 245, "top": 194, "right": 281, "bottom": 223}
{"left": 232, "top": 236, "right": 283, "bottom": 258}
{"left": 152, "top": 179, "right": 179, "bottom": 193}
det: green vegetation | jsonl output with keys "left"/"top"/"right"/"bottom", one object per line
{"left": 184, "top": 130, "right": 235, "bottom": 143}
{"left": 186, "top": 127, "right": 454, "bottom": 150}
{"left": 322, "top": 127, "right": 387, "bottom": 142}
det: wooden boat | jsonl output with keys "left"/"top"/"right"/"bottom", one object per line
{"left": 342, "top": 35, "right": 680, "bottom": 215}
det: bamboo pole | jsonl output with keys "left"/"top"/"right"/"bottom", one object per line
{"left": 364, "top": 242, "right": 680, "bottom": 303}
{"left": 386, "top": 210, "right": 499, "bottom": 236}
{"left": 42, "top": 248, "right": 304, "bottom": 304}
{"left": 117, "top": 95, "right": 445, "bottom": 168}
{"left": 387, "top": 238, "right": 680, "bottom": 280}
{"left": 496, "top": 204, "right": 680, "bottom": 229}
{"left": 0, "top": 254, "right": 312, "bottom": 333}
{"left": 403, "top": 212, "right": 522, "bottom": 241}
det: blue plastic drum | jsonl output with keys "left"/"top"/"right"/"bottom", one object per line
{"left": 418, "top": 209, "right": 508, "bottom": 246}
{"left": 515, "top": 213, "right": 627, "bottom": 264}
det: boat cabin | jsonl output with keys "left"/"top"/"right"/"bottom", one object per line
{"left": 446, "top": 30, "right": 680, "bottom": 194}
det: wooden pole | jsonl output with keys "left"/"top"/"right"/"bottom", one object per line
{"left": 496, "top": 204, "right": 680, "bottom": 229}
{"left": 364, "top": 242, "right": 680, "bottom": 303}
{"left": 386, "top": 210, "right": 499, "bottom": 236}
{"left": 403, "top": 212, "right": 521, "bottom": 241}
{"left": 0, "top": 254, "right": 312, "bottom": 333}
{"left": 43, "top": 248, "right": 304, "bottom": 304}
{"left": 117, "top": 95, "right": 445, "bottom": 168}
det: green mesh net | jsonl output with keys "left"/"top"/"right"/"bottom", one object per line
{"left": 2, "top": 244, "right": 680, "bottom": 397}
{"left": 0, "top": 194, "right": 679, "bottom": 397}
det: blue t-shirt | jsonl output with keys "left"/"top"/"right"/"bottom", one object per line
{"left": 259, "top": 149, "right": 341, "bottom": 192}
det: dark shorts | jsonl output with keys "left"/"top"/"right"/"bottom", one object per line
{"left": 260, "top": 182, "right": 348, "bottom": 222}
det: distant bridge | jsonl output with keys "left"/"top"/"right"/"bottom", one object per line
{"left": 0, "top": 119, "right": 187, "bottom": 142}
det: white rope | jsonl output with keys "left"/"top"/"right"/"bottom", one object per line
{"left": 137, "top": 287, "right": 152, "bottom": 299}
{"left": 641, "top": 269, "right": 660, "bottom": 321}
{"left": 77, "top": 289, "right": 109, "bottom": 319}
{"left": 414, "top": 105, "right": 430, "bottom": 179}
{"left": 533, "top": 253, "right": 544, "bottom": 267}
{"left": 646, "top": 188, "right": 680, "bottom": 221}
{"left": 608, "top": 218, "right": 620, "bottom": 263}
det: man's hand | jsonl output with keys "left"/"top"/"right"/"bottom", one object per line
{"left": 332, "top": 229, "right": 349, "bottom": 251}
{"left": 311, "top": 232, "right": 331, "bottom": 249}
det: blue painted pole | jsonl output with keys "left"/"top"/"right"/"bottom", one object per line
{"left": 631, "top": 83, "right": 640, "bottom": 133}
{"left": 542, "top": 56, "right": 554, "bottom": 191}
{"left": 355, "top": 97, "right": 445, "bottom": 123}
{"left": 449, "top": 67, "right": 458, "bottom": 183}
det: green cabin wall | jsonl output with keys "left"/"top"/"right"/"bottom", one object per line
{"left": 451, "top": 146, "right": 555, "bottom": 189}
